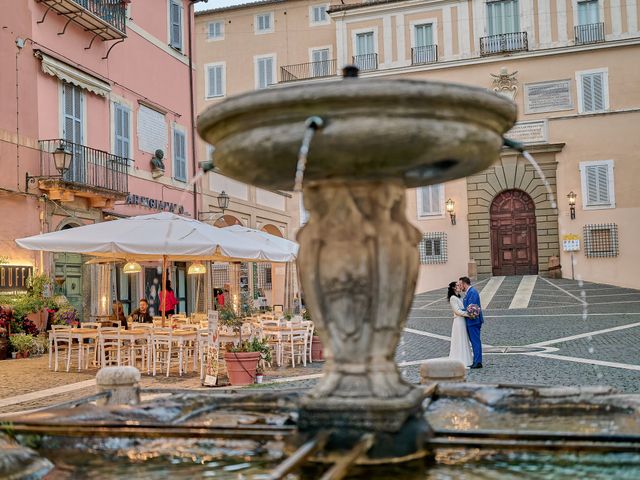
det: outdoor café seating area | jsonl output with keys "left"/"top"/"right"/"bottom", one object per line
{"left": 47, "top": 312, "right": 316, "bottom": 379}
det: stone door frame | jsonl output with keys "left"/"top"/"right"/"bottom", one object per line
{"left": 466, "top": 143, "right": 565, "bottom": 276}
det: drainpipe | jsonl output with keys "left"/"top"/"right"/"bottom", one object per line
{"left": 188, "top": 0, "right": 207, "bottom": 218}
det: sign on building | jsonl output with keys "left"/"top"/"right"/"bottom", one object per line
{"left": 506, "top": 120, "right": 548, "bottom": 145}
{"left": 137, "top": 105, "right": 168, "bottom": 154}
{"left": 562, "top": 234, "right": 581, "bottom": 252}
{"left": 524, "top": 80, "right": 573, "bottom": 114}
{"left": 0, "top": 265, "right": 33, "bottom": 293}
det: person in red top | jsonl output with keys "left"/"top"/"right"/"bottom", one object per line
{"left": 159, "top": 280, "right": 178, "bottom": 316}
{"left": 215, "top": 289, "right": 225, "bottom": 308}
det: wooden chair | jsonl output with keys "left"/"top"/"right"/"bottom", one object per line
{"left": 49, "top": 326, "right": 77, "bottom": 372}
{"left": 99, "top": 327, "right": 126, "bottom": 367}
{"left": 281, "top": 323, "right": 308, "bottom": 368}
{"left": 303, "top": 321, "right": 315, "bottom": 364}
{"left": 151, "top": 327, "right": 180, "bottom": 377}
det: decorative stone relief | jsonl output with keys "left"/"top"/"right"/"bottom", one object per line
{"left": 491, "top": 67, "right": 519, "bottom": 101}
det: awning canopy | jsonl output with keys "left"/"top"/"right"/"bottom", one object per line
{"left": 16, "top": 212, "right": 297, "bottom": 263}
{"left": 37, "top": 51, "right": 111, "bottom": 97}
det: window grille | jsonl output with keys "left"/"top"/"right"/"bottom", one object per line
{"left": 419, "top": 232, "right": 447, "bottom": 264}
{"left": 211, "top": 262, "right": 229, "bottom": 287}
{"left": 583, "top": 223, "right": 619, "bottom": 257}
{"left": 257, "top": 263, "right": 273, "bottom": 290}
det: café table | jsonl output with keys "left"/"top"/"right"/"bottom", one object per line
{"left": 154, "top": 328, "right": 198, "bottom": 375}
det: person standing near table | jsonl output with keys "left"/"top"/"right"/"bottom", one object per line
{"left": 159, "top": 281, "right": 178, "bottom": 316}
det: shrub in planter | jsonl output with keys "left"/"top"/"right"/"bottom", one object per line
{"left": 9, "top": 334, "right": 36, "bottom": 359}
{"left": 53, "top": 306, "right": 79, "bottom": 327}
{"left": 0, "top": 307, "right": 10, "bottom": 360}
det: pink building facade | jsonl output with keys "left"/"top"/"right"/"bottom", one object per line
{"left": 0, "top": 0, "right": 200, "bottom": 318}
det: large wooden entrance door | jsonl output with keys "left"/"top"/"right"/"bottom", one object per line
{"left": 490, "top": 190, "right": 538, "bottom": 275}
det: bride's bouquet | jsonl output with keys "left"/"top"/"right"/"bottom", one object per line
{"left": 466, "top": 304, "right": 481, "bottom": 319}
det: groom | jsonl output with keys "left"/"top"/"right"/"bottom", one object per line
{"left": 459, "top": 276, "right": 484, "bottom": 369}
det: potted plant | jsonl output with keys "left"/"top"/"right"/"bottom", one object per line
{"left": 0, "top": 307, "right": 10, "bottom": 360}
{"left": 53, "top": 305, "right": 79, "bottom": 327}
{"left": 9, "top": 334, "right": 36, "bottom": 359}
{"left": 225, "top": 337, "right": 272, "bottom": 386}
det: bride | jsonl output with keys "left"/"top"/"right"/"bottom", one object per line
{"left": 448, "top": 281, "right": 473, "bottom": 367}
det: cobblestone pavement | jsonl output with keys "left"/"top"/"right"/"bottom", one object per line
{"left": 2, "top": 276, "right": 639, "bottom": 413}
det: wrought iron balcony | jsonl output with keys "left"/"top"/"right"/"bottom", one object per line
{"left": 280, "top": 59, "right": 337, "bottom": 83}
{"left": 352, "top": 53, "right": 378, "bottom": 72}
{"left": 38, "top": 139, "right": 129, "bottom": 200}
{"left": 411, "top": 45, "right": 438, "bottom": 65}
{"left": 480, "top": 32, "right": 528, "bottom": 56}
{"left": 36, "top": 0, "right": 127, "bottom": 40}
{"left": 575, "top": 23, "right": 605, "bottom": 45}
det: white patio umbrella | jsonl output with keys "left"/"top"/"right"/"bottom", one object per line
{"left": 222, "top": 224, "right": 299, "bottom": 258}
{"left": 16, "top": 212, "right": 298, "bottom": 323}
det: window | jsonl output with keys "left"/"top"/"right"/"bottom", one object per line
{"left": 255, "top": 13, "right": 273, "bottom": 33}
{"left": 577, "top": 69, "right": 608, "bottom": 113}
{"left": 311, "top": 48, "right": 330, "bottom": 77}
{"left": 256, "top": 56, "right": 275, "bottom": 89}
{"left": 62, "top": 82, "right": 83, "bottom": 182}
{"left": 355, "top": 31, "right": 375, "bottom": 55}
{"left": 414, "top": 23, "right": 434, "bottom": 47}
{"left": 206, "top": 63, "right": 225, "bottom": 98}
{"left": 173, "top": 127, "right": 187, "bottom": 182}
{"left": 487, "top": 0, "right": 520, "bottom": 35}
{"left": 257, "top": 263, "right": 273, "bottom": 290}
{"left": 207, "top": 21, "right": 223, "bottom": 40}
{"left": 580, "top": 160, "right": 615, "bottom": 209}
{"left": 416, "top": 184, "right": 444, "bottom": 217}
{"left": 310, "top": 5, "right": 328, "bottom": 24}
{"left": 578, "top": 0, "right": 599, "bottom": 25}
{"left": 169, "top": 0, "right": 183, "bottom": 50}
{"left": 584, "top": 223, "right": 619, "bottom": 257}
{"left": 419, "top": 232, "right": 448, "bottom": 264}
{"left": 113, "top": 103, "right": 130, "bottom": 159}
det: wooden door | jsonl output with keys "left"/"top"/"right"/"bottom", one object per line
{"left": 490, "top": 190, "right": 538, "bottom": 275}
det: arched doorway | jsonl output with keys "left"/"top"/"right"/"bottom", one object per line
{"left": 490, "top": 190, "right": 538, "bottom": 276}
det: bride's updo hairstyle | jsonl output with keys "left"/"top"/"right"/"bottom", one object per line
{"left": 447, "top": 282, "right": 458, "bottom": 300}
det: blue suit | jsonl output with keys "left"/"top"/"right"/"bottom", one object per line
{"left": 463, "top": 286, "right": 483, "bottom": 366}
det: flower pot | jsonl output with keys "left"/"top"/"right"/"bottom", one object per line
{"left": 16, "top": 351, "right": 30, "bottom": 359}
{"left": 255, "top": 374, "right": 264, "bottom": 384}
{"left": 224, "top": 351, "right": 261, "bottom": 386}
{"left": 311, "top": 335, "right": 324, "bottom": 361}
{"left": 11, "top": 352, "right": 17, "bottom": 359}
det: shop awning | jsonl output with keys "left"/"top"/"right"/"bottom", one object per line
{"left": 37, "top": 51, "right": 111, "bottom": 97}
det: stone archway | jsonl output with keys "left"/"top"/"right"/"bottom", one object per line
{"left": 490, "top": 190, "right": 538, "bottom": 275}
{"left": 213, "top": 214, "right": 243, "bottom": 228}
{"left": 261, "top": 223, "right": 283, "bottom": 238}
{"left": 466, "top": 143, "right": 564, "bottom": 275}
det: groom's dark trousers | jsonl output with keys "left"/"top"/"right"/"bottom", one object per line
{"left": 463, "top": 286, "right": 484, "bottom": 366}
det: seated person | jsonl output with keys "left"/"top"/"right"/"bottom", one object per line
{"left": 128, "top": 298, "right": 153, "bottom": 323}
{"left": 111, "top": 301, "right": 128, "bottom": 330}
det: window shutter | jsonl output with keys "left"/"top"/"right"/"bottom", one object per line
{"left": 174, "top": 129, "right": 186, "bottom": 181}
{"left": 585, "top": 164, "right": 610, "bottom": 205}
{"left": 266, "top": 58, "right": 273, "bottom": 85}
{"left": 581, "top": 72, "right": 605, "bottom": 112}
{"left": 170, "top": 1, "right": 182, "bottom": 50}
{"left": 592, "top": 73, "right": 604, "bottom": 110}
{"left": 420, "top": 187, "right": 432, "bottom": 215}
{"left": 208, "top": 65, "right": 223, "bottom": 97}
{"left": 215, "top": 66, "right": 222, "bottom": 96}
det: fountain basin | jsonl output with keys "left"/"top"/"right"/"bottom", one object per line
{"left": 197, "top": 78, "right": 517, "bottom": 190}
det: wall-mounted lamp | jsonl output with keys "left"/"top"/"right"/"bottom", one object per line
{"left": 567, "top": 191, "right": 577, "bottom": 220}
{"left": 445, "top": 198, "right": 456, "bottom": 225}
{"left": 198, "top": 191, "right": 230, "bottom": 221}
{"left": 25, "top": 143, "right": 73, "bottom": 190}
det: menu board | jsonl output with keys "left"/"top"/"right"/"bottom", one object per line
{"left": 203, "top": 310, "right": 219, "bottom": 386}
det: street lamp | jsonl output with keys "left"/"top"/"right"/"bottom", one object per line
{"left": 445, "top": 198, "right": 456, "bottom": 225}
{"left": 25, "top": 143, "right": 74, "bottom": 190}
{"left": 567, "top": 191, "right": 577, "bottom": 220}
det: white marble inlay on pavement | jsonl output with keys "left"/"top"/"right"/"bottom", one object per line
{"left": 509, "top": 275, "right": 538, "bottom": 309}
{"left": 480, "top": 276, "right": 505, "bottom": 307}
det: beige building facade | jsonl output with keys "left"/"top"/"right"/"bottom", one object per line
{"left": 195, "top": 0, "right": 640, "bottom": 291}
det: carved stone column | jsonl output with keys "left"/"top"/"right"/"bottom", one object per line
{"left": 297, "top": 179, "right": 424, "bottom": 433}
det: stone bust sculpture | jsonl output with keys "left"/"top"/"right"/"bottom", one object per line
{"left": 150, "top": 149, "right": 165, "bottom": 178}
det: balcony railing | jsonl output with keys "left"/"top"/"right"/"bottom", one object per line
{"left": 480, "top": 32, "right": 528, "bottom": 56}
{"left": 352, "top": 53, "right": 378, "bottom": 72}
{"left": 40, "top": 139, "right": 129, "bottom": 195}
{"left": 280, "top": 59, "right": 337, "bottom": 83}
{"left": 575, "top": 23, "right": 605, "bottom": 45}
{"left": 411, "top": 45, "right": 438, "bottom": 65}
{"left": 36, "top": 0, "right": 127, "bottom": 40}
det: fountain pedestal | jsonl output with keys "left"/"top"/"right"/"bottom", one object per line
{"left": 296, "top": 180, "right": 423, "bottom": 436}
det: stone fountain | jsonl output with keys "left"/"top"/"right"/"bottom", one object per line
{"left": 197, "top": 68, "right": 516, "bottom": 458}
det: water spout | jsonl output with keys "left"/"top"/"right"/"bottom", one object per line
{"left": 294, "top": 116, "right": 324, "bottom": 193}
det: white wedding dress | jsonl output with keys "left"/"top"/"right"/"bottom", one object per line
{"left": 449, "top": 295, "right": 473, "bottom": 367}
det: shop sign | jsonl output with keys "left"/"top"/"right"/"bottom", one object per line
{"left": 0, "top": 265, "right": 33, "bottom": 293}
{"left": 126, "top": 194, "right": 185, "bottom": 214}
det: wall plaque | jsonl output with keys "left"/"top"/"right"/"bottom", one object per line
{"left": 506, "top": 120, "right": 548, "bottom": 145}
{"left": 524, "top": 80, "right": 573, "bottom": 114}
{"left": 137, "top": 105, "right": 168, "bottom": 154}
